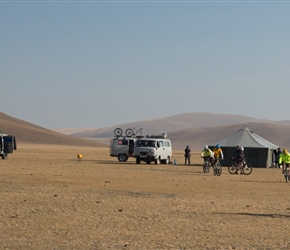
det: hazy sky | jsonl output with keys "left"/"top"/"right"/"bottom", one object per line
{"left": 1, "top": 0, "right": 290, "bottom": 129}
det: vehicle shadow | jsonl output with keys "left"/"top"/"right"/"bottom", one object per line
{"left": 214, "top": 212, "right": 290, "bottom": 219}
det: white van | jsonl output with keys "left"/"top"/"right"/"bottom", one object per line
{"left": 109, "top": 137, "right": 136, "bottom": 162}
{"left": 133, "top": 135, "right": 172, "bottom": 164}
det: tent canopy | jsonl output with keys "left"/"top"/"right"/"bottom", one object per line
{"left": 213, "top": 126, "right": 278, "bottom": 168}
{"left": 216, "top": 126, "right": 278, "bottom": 149}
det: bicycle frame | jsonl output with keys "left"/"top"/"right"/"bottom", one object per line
{"left": 213, "top": 158, "right": 222, "bottom": 176}
{"left": 233, "top": 160, "right": 241, "bottom": 172}
{"left": 228, "top": 158, "right": 252, "bottom": 175}
{"left": 282, "top": 163, "right": 290, "bottom": 183}
{"left": 203, "top": 157, "right": 211, "bottom": 173}
{"left": 126, "top": 128, "right": 143, "bottom": 137}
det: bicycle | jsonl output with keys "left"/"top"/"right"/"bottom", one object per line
{"left": 281, "top": 163, "right": 290, "bottom": 183}
{"left": 213, "top": 158, "right": 222, "bottom": 176}
{"left": 228, "top": 158, "right": 253, "bottom": 175}
{"left": 203, "top": 157, "right": 211, "bottom": 173}
{"left": 124, "top": 127, "right": 143, "bottom": 137}
{"left": 114, "top": 127, "right": 143, "bottom": 138}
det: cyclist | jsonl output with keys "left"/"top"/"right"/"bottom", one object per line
{"left": 212, "top": 144, "right": 224, "bottom": 166}
{"left": 278, "top": 148, "right": 290, "bottom": 174}
{"left": 232, "top": 145, "right": 245, "bottom": 174}
{"left": 201, "top": 145, "right": 213, "bottom": 164}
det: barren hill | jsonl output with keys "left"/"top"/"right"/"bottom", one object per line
{"left": 54, "top": 112, "right": 290, "bottom": 151}
{"left": 2, "top": 111, "right": 290, "bottom": 150}
{"left": 169, "top": 122, "right": 290, "bottom": 151}
{"left": 58, "top": 112, "right": 282, "bottom": 139}
{"left": 0, "top": 112, "right": 104, "bottom": 147}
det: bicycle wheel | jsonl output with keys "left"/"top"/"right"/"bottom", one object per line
{"left": 284, "top": 168, "right": 289, "bottom": 183}
{"left": 203, "top": 162, "right": 209, "bottom": 173}
{"left": 242, "top": 163, "right": 253, "bottom": 175}
{"left": 125, "top": 128, "right": 134, "bottom": 137}
{"left": 213, "top": 167, "right": 216, "bottom": 176}
{"left": 114, "top": 128, "right": 123, "bottom": 137}
{"left": 228, "top": 164, "right": 237, "bottom": 174}
{"left": 216, "top": 163, "right": 222, "bottom": 176}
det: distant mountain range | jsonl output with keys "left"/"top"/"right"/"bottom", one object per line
{"left": 1, "top": 111, "right": 290, "bottom": 150}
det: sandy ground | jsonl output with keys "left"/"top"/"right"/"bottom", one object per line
{"left": 1, "top": 144, "right": 290, "bottom": 250}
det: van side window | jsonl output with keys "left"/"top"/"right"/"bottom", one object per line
{"left": 118, "top": 140, "right": 128, "bottom": 145}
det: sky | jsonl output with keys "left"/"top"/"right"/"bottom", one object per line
{"left": 1, "top": 0, "right": 290, "bottom": 129}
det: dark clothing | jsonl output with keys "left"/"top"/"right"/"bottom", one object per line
{"left": 233, "top": 148, "right": 244, "bottom": 164}
{"left": 275, "top": 149, "right": 282, "bottom": 167}
{"left": 203, "top": 156, "right": 212, "bottom": 166}
{"left": 184, "top": 146, "right": 191, "bottom": 165}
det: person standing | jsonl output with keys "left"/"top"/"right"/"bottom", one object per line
{"left": 184, "top": 145, "right": 191, "bottom": 165}
{"left": 275, "top": 147, "right": 283, "bottom": 168}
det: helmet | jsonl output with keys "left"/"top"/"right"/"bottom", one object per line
{"left": 204, "top": 145, "right": 209, "bottom": 150}
{"left": 283, "top": 148, "right": 288, "bottom": 154}
{"left": 236, "top": 144, "right": 240, "bottom": 148}
{"left": 216, "top": 144, "right": 220, "bottom": 148}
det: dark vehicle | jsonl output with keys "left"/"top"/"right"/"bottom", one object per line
{"left": 0, "top": 133, "right": 17, "bottom": 160}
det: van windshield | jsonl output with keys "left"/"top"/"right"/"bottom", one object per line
{"left": 136, "top": 140, "right": 156, "bottom": 147}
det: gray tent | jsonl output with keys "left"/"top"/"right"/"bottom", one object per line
{"left": 213, "top": 126, "right": 278, "bottom": 168}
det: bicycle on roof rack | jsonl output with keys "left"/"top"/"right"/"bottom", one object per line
{"left": 114, "top": 127, "right": 143, "bottom": 138}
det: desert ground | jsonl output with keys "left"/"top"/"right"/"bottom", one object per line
{"left": 1, "top": 144, "right": 290, "bottom": 250}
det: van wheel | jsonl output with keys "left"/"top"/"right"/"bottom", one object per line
{"left": 146, "top": 156, "right": 151, "bottom": 164}
{"left": 166, "top": 156, "right": 170, "bottom": 164}
{"left": 136, "top": 157, "right": 141, "bottom": 164}
{"left": 118, "top": 154, "right": 128, "bottom": 162}
{"left": 154, "top": 157, "right": 160, "bottom": 165}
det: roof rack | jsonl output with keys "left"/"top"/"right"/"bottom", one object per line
{"left": 145, "top": 135, "right": 167, "bottom": 139}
